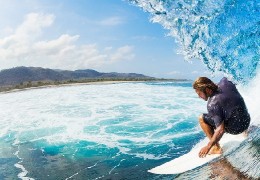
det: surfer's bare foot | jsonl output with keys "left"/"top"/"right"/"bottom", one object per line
{"left": 209, "top": 145, "right": 222, "bottom": 155}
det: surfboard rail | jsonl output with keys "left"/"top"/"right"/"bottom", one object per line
{"left": 148, "top": 133, "right": 246, "bottom": 174}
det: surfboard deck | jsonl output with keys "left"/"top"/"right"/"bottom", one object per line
{"left": 148, "top": 133, "right": 246, "bottom": 174}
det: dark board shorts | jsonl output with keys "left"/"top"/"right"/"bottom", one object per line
{"left": 203, "top": 108, "right": 250, "bottom": 135}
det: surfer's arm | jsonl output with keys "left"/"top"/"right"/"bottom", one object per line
{"left": 199, "top": 121, "right": 225, "bottom": 157}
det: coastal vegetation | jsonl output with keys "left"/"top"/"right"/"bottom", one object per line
{"left": 0, "top": 77, "right": 188, "bottom": 93}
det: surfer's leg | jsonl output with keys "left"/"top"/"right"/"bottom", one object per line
{"left": 199, "top": 115, "right": 222, "bottom": 154}
{"left": 199, "top": 114, "right": 214, "bottom": 139}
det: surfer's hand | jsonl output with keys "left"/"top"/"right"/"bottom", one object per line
{"left": 199, "top": 146, "right": 210, "bottom": 158}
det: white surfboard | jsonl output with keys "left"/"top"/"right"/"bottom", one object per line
{"left": 148, "top": 133, "right": 246, "bottom": 174}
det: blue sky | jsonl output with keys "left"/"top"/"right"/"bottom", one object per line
{"left": 0, "top": 0, "right": 213, "bottom": 79}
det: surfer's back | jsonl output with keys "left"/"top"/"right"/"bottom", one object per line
{"left": 218, "top": 77, "right": 247, "bottom": 109}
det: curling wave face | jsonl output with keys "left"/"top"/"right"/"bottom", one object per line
{"left": 129, "top": 0, "right": 260, "bottom": 83}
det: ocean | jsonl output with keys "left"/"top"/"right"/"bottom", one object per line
{"left": 1, "top": 0, "right": 260, "bottom": 179}
{"left": 0, "top": 81, "right": 259, "bottom": 179}
{"left": 0, "top": 81, "right": 203, "bottom": 179}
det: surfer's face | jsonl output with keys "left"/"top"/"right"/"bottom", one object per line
{"left": 195, "top": 89, "right": 208, "bottom": 101}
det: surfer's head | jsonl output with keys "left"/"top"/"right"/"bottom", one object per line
{"left": 193, "top": 77, "right": 218, "bottom": 101}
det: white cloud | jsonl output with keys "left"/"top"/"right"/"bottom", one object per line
{"left": 33, "top": 34, "right": 80, "bottom": 56}
{"left": 0, "top": 13, "right": 55, "bottom": 60}
{"left": 110, "top": 45, "right": 135, "bottom": 62}
{"left": 3, "top": 27, "right": 13, "bottom": 35}
{"left": 0, "top": 13, "right": 134, "bottom": 70}
{"left": 16, "top": 13, "right": 54, "bottom": 38}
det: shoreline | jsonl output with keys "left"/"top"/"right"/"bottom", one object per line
{"left": 0, "top": 79, "right": 191, "bottom": 94}
{"left": 0, "top": 81, "right": 140, "bottom": 94}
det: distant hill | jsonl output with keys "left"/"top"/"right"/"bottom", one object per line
{"left": 0, "top": 66, "right": 153, "bottom": 86}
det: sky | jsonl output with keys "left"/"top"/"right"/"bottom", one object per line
{"left": 0, "top": 0, "right": 216, "bottom": 80}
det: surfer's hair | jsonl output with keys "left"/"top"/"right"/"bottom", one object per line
{"left": 193, "top": 77, "right": 218, "bottom": 92}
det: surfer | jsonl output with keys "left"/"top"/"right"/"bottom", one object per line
{"left": 193, "top": 77, "right": 250, "bottom": 158}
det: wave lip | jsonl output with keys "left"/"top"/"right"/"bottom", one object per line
{"left": 129, "top": 0, "right": 260, "bottom": 83}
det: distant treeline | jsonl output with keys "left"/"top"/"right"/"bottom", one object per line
{"left": 0, "top": 77, "right": 175, "bottom": 92}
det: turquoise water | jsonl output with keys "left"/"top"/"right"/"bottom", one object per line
{"left": 1, "top": 81, "right": 258, "bottom": 179}
{"left": 1, "top": 0, "right": 260, "bottom": 178}
{"left": 2, "top": 81, "right": 257, "bottom": 179}
{"left": 0, "top": 81, "right": 207, "bottom": 179}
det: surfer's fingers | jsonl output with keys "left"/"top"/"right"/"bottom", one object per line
{"left": 198, "top": 152, "right": 204, "bottom": 158}
{"left": 199, "top": 150, "right": 204, "bottom": 157}
{"left": 199, "top": 150, "right": 207, "bottom": 158}
{"left": 199, "top": 151, "right": 202, "bottom": 157}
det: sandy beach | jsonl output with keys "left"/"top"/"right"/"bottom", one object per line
{"left": 0, "top": 80, "right": 147, "bottom": 94}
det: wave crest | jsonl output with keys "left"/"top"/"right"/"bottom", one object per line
{"left": 130, "top": 0, "right": 260, "bottom": 83}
